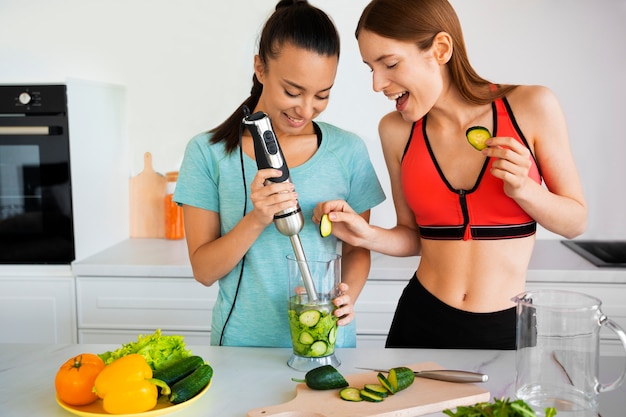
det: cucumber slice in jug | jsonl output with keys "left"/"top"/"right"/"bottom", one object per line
{"left": 299, "top": 331, "right": 314, "bottom": 345}
{"left": 310, "top": 341, "right": 328, "bottom": 357}
{"left": 299, "top": 309, "right": 321, "bottom": 327}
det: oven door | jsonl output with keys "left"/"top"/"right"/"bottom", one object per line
{"left": 0, "top": 115, "right": 75, "bottom": 264}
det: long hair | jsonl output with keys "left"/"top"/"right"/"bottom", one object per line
{"left": 209, "top": 0, "right": 340, "bottom": 154}
{"left": 356, "top": 0, "right": 517, "bottom": 105}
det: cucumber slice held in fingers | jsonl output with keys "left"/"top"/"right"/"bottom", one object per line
{"left": 319, "top": 213, "right": 332, "bottom": 238}
{"left": 466, "top": 126, "right": 492, "bottom": 151}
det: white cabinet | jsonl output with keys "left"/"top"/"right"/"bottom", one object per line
{"left": 0, "top": 266, "right": 76, "bottom": 343}
{"left": 354, "top": 280, "right": 405, "bottom": 348}
{"left": 76, "top": 276, "right": 218, "bottom": 344}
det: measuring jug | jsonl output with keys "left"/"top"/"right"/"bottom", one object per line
{"left": 286, "top": 252, "right": 341, "bottom": 372}
{"left": 513, "top": 289, "right": 626, "bottom": 416}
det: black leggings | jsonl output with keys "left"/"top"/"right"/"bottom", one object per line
{"left": 385, "top": 274, "right": 516, "bottom": 349}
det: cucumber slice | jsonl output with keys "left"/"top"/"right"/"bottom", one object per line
{"left": 363, "top": 383, "right": 389, "bottom": 398}
{"left": 299, "top": 309, "right": 321, "bottom": 327}
{"left": 466, "top": 126, "right": 491, "bottom": 151}
{"left": 360, "top": 389, "right": 385, "bottom": 402}
{"left": 328, "top": 326, "right": 337, "bottom": 345}
{"left": 339, "top": 387, "right": 363, "bottom": 402}
{"left": 319, "top": 214, "right": 332, "bottom": 238}
{"left": 309, "top": 341, "right": 328, "bottom": 357}
{"left": 377, "top": 372, "right": 396, "bottom": 394}
{"left": 298, "top": 331, "right": 314, "bottom": 345}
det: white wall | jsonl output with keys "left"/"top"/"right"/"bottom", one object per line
{"left": 1, "top": 0, "right": 625, "bottom": 239}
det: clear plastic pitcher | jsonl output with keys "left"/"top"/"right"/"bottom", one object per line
{"left": 513, "top": 289, "right": 626, "bottom": 416}
{"left": 286, "top": 253, "right": 341, "bottom": 372}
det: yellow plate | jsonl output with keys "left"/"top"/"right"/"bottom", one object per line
{"left": 56, "top": 380, "right": 211, "bottom": 417}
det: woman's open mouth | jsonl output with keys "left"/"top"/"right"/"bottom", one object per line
{"left": 389, "top": 91, "right": 409, "bottom": 112}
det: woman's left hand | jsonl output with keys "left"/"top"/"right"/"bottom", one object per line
{"left": 482, "top": 136, "right": 533, "bottom": 199}
{"left": 333, "top": 282, "right": 354, "bottom": 326}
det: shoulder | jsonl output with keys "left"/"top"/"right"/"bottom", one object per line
{"left": 379, "top": 111, "right": 413, "bottom": 140}
{"left": 506, "top": 85, "right": 564, "bottom": 122}
{"left": 316, "top": 121, "right": 369, "bottom": 152}
{"left": 184, "top": 131, "right": 228, "bottom": 157}
{"left": 378, "top": 111, "right": 414, "bottom": 159}
{"left": 316, "top": 121, "right": 362, "bottom": 142}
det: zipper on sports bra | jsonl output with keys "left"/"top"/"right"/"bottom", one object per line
{"left": 459, "top": 189, "right": 471, "bottom": 240}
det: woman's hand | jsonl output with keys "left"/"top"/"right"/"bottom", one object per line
{"left": 333, "top": 282, "right": 354, "bottom": 326}
{"left": 483, "top": 136, "right": 533, "bottom": 199}
{"left": 313, "top": 200, "right": 371, "bottom": 247}
{"left": 249, "top": 168, "right": 298, "bottom": 226}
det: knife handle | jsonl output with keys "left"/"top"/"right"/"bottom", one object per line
{"left": 416, "top": 370, "right": 488, "bottom": 383}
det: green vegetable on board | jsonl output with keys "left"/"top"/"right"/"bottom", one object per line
{"left": 291, "top": 364, "right": 349, "bottom": 390}
{"left": 98, "top": 329, "right": 192, "bottom": 371}
{"left": 443, "top": 397, "right": 557, "bottom": 417}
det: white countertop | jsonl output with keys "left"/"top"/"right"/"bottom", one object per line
{"left": 1, "top": 343, "right": 623, "bottom": 417}
{"left": 72, "top": 239, "right": 626, "bottom": 284}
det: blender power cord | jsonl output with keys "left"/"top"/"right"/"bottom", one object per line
{"left": 218, "top": 107, "right": 250, "bottom": 346}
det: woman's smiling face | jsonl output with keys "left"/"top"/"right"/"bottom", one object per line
{"left": 358, "top": 29, "right": 444, "bottom": 122}
{"left": 254, "top": 42, "right": 338, "bottom": 136}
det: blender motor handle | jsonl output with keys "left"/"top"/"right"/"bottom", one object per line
{"left": 290, "top": 234, "right": 318, "bottom": 302}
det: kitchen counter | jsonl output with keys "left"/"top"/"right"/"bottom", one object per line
{"left": 1, "top": 343, "right": 624, "bottom": 417}
{"left": 72, "top": 239, "right": 626, "bottom": 283}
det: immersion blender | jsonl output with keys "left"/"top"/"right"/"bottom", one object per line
{"left": 243, "top": 110, "right": 318, "bottom": 301}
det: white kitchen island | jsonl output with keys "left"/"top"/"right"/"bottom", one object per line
{"left": 0, "top": 343, "right": 624, "bottom": 417}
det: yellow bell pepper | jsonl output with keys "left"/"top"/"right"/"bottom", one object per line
{"left": 93, "top": 353, "right": 170, "bottom": 414}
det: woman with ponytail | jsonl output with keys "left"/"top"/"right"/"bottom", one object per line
{"left": 174, "top": 0, "right": 385, "bottom": 347}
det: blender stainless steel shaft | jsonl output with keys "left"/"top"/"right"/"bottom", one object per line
{"left": 243, "top": 110, "right": 318, "bottom": 302}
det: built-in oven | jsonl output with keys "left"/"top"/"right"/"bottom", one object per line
{"left": 0, "top": 85, "right": 75, "bottom": 264}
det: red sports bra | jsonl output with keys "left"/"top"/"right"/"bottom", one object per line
{"left": 401, "top": 97, "right": 542, "bottom": 240}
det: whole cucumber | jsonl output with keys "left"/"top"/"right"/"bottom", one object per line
{"left": 153, "top": 355, "right": 205, "bottom": 387}
{"left": 169, "top": 364, "right": 214, "bottom": 404}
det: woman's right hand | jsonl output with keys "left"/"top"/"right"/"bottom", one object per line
{"left": 249, "top": 168, "right": 299, "bottom": 226}
{"left": 313, "top": 200, "right": 371, "bottom": 246}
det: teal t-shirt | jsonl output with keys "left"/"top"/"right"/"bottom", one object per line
{"left": 174, "top": 122, "right": 385, "bottom": 347}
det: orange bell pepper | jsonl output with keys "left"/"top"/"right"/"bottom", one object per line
{"left": 93, "top": 353, "right": 170, "bottom": 414}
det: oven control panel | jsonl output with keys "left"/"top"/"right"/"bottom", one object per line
{"left": 0, "top": 85, "right": 67, "bottom": 114}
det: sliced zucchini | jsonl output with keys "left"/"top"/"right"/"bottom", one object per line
{"left": 360, "top": 389, "right": 385, "bottom": 402}
{"left": 319, "top": 214, "right": 332, "bottom": 238}
{"left": 388, "top": 367, "right": 415, "bottom": 392}
{"left": 298, "top": 331, "right": 314, "bottom": 345}
{"left": 299, "top": 309, "right": 321, "bottom": 327}
{"left": 328, "top": 326, "right": 337, "bottom": 345}
{"left": 363, "top": 383, "right": 389, "bottom": 398}
{"left": 339, "top": 387, "right": 363, "bottom": 402}
{"left": 377, "top": 372, "right": 396, "bottom": 394}
{"left": 309, "top": 341, "right": 328, "bottom": 357}
{"left": 466, "top": 126, "right": 491, "bottom": 151}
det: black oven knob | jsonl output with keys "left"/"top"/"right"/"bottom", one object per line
{"left": 18, "top": 92, "right": 32, "bottom": 105}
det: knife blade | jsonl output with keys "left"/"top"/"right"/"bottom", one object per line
{"left": 356, "top": 367, "right": 488, "bottom": 383}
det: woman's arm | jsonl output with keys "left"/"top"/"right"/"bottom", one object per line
{"left": 313, "top": 112, "right": 421, "bottom": 257}
{"left": 332, "top": 211, "right": 372, "bottom": 326}
{"left": 184, "top": 168, "right": 300, "bottom": 286}
{"left": 486, "top": 85, "right": 587, "bottom": 238}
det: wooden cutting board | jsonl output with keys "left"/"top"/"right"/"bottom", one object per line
{"left": 247, "top": 362, "right": 490, "bottom": 417}
{"left": 129, "top": 152, "right": 167, "bottom": 238}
